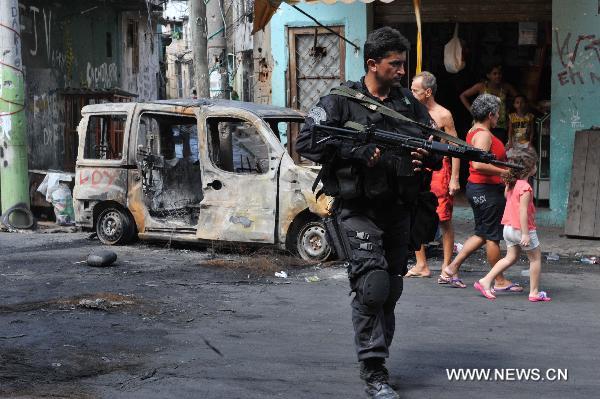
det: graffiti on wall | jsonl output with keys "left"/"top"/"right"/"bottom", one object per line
{"left": 18, "top": 2, "right": 75, "bottom": 83}
{"left": 86, "top": 62, "right": 118, "bottom": 89}
{"left": 1, "top": 2, "right": 24, "bottom": 145}
{"left": 555, "top": 31, "right": 600, "bottom": 85}
{"left": 18, "top": 4, "right": 54, "bottom": 63}
{"left": 33, "top": 91, "right": 64, "bottom": 147}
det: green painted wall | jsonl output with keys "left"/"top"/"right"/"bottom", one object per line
{"left": 550, "top": 0, "right": 600, "bottom": 225}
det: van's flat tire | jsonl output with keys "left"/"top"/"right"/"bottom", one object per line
{"left": 295, "top": 220, "right": 331, "bottom": 262}
{"left": 96, "top": 207, "right": 136, "bottom": 245}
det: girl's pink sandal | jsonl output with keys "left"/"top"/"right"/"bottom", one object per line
{"left": 474, "top": 281, "right": 496, "bottom": 300}
{"left": 528, "top": 291, "right": 552, "bottom": 302}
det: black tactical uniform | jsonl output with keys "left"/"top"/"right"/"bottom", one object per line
{"left": 296, "top": 78, "right": 440, "bottom": 381}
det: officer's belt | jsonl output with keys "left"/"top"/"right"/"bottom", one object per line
{"left": 329, "top": 86, "right": 468, "bottom": 146}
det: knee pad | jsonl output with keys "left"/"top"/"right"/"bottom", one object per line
{"left": 359, "top": 269, "right": 390, "bottom": 308}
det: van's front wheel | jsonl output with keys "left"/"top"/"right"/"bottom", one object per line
{"left": 96, "top": 207, "right": 136, "bottom": 245}
{"left": 295, "top": 220, "right": 332, "bottom": 262}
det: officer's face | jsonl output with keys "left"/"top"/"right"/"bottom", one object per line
{"left": 410, "top": 77, "right": 431, "bottom": 104}
{"left": 370, "top": 51, "right": 407, "bottom": 87}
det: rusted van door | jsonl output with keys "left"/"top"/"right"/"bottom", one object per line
{"left": 74, "top": 105, "right": 135, "bottom": 242}
{"left": 127, "top": 106, "right": 203, "bottom": 235}
{"left": 196, "top": 108, "right": 284, "bottom": 244}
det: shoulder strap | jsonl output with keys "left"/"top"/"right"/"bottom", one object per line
{"left": 330, "top": 86, "right": 468, "bottom": 146}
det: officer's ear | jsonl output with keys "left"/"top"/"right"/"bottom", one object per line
{"left": 366, "top": 58, "right": 379, "bottom": 73}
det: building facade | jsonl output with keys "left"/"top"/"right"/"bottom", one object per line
{"left": 17, "top": 0, "right": 162, "bottom": 173}
{"left": 268, "top": 0, "right": 599, "bottom": 228}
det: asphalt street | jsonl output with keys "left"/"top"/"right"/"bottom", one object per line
{"left": 1, "top": 231, "right": 599, "bottom": 399}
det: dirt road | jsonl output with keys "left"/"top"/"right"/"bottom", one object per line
{"left": 1, "top": 231, "right": 599, "bottom": 398}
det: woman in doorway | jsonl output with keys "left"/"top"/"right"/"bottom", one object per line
{"left": 441, "top": 94, "right": 522, "bottom": 293}
{"left": 459, "top": 64, "right": 518, "bottom": 144}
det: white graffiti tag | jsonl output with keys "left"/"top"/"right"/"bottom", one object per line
{"left": 86, "top": 62, "right": 118, "bottom": 89}
{"left": 0, "top": 115, "right": 12, "bottom": 141}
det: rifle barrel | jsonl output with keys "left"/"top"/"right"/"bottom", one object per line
{"left": 312, "top": 124, "right": 523, "bottom": 170}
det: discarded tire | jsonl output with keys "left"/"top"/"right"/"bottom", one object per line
{"left": 87, "top": 250, "right": 118, "bottom": 267}
{"left": 1, "top": 203, "right": 35, "bottom": 230}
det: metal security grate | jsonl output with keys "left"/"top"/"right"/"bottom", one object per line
{"left": 289, "top": 27, "right": 346, "bottom": 112}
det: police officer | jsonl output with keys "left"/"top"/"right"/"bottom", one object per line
{"left": 296, "top": 27, "right": 440, "bottom": 399}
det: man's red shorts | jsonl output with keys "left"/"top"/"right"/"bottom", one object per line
{"left": 430, "top": 157, "right": 454, "bottom": 222}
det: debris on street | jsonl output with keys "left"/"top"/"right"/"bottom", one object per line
{"left": 86, "top": 250, "right": 118, "bottom": 267}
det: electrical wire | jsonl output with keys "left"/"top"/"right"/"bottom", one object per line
{"left": 0, "top": 22, "right": 25, "bottom": 117}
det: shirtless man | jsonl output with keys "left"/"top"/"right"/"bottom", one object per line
{"left": 406, "top": 71, "right": 460, "bottom": 279}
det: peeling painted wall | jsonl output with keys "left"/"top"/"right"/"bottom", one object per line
{"left": 120, "top": 11, "right": 160, "bottom": 102}
{"left": 550, "top": 0, "right": 600, "bottom": 225}
{"left": 269, "top": 2, "right": 368, "bottom": 143}
{"left": 18, "top": 0, "right": 160, "bottom": 171}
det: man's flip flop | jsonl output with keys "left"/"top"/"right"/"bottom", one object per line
{"left": 405, "top": 270, "right": 431, "bottom": 278}
{"left": 474, "top": 281, "right": 496, "bottom": 300}
{"left": 529, "top": 291, "right": 552, "bottom": 302}
{"left": 493, "top": 283, "right": 524, "bottom": 292}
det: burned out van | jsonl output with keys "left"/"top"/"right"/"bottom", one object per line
{"left": 73, "top": 99, "right": 332, "bottom": 261}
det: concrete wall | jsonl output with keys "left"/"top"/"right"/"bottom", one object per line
{"left": 550, "top": 0, "right": 600, "bottom": 225}
{"left": 269, "top": 2, "right": 368, "bottom": 110}
{"left": 18, "top": 0, "right": 160, "bottom": 171}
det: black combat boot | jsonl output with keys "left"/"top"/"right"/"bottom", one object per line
{"left": 360, "top": 358, "right": 400, "bottom": 399}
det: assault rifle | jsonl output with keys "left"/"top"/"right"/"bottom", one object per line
{"left": 311, "top": 124, "right": 523, "bottom": 171}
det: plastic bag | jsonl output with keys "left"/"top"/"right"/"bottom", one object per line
{"left": 50, "top": 183, "right": 75, "bottom": 226}
{"left": 444, "top": 24, "right": 466, "bottom": 74}
{"left": 37, "top": 172, "right": 73, "bottom": 202}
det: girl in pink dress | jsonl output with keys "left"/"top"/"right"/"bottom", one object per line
{"left": 473, "top": 148, "right": 551, "bottom": 302}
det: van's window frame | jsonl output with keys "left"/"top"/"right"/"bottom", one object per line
{"left": 205, "top": 116, "right": 272, "bottom": 175}
{"left": 82, "top": 113, "right": 129, "bottom": 162}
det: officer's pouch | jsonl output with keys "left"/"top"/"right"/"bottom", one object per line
{"left": 323, "top": 215, "right": 348, "bottom": 261}
{"left": 393, "top": 154, "right": 415, "bottom": 177}
{"left": 335, "top": 166, "right": 362, "bottom": 199}
{"left": 363, "top": 165, "right": 389, "bottom": 199}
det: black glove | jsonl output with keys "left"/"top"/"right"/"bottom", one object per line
{"left": 339, "top": 143, "right": 378, "bottom": 166}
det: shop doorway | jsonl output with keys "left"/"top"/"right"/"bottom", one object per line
{"left": 387, "top": 22, "right": 552, "bottom": 206}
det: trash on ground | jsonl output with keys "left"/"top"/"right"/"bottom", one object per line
{"left": 305, "top": 275, "right": 320, "bottom": 283}
{"left": 546, "top": 253, "right": 560, "bottom": 261}
{"left": 274, "top": 271, "right": 288, "bottom": 278}
{"left": 87, "top": 250, "right": 118, "bottom": 267}
{"left": 78, "top": 297, "right": 134, "bottom": 311}
{"left": 580, "top": 256, "right": 598, "bottom": 264}
{"left": 38, "top": 173, "right": 75, "bottom": 226}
